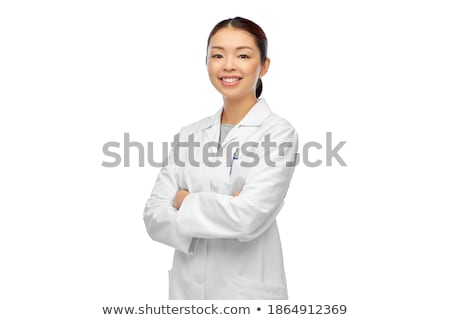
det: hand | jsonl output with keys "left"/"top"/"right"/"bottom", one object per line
{"left": 173, "top": 189, "right": 190, "bottom": 209}
{"left": 233, "top": 191, "right": 241, "bottom": 197}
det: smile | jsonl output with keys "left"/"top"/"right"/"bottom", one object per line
{"left": 220, "top": 77, "right": 242, "bottom": 86}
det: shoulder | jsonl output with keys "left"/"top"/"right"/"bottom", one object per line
{"left": 263, "top": 111, "right": 298, "bottom": 140}
{"left": 266, "top": 112, "right": 296, "bottom": 129}
{"left": 256, "top": 98, "right": 297, "bottom": 134}
{"left": 176, "top": 112, "right": 217, "bottom": 139}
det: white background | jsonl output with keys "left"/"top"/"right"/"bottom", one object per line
{"left": 1, "top": 0, "right": 449, "bottom": 319}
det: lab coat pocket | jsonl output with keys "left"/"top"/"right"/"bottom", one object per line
{"left": 231, "top": 275, "right": 288, "bottom": 300}
{"left": 229, "top": 144, "right": 259, "bottom": 192}
{"left": 229, "top": 160, "right": 244, "bottom": 193}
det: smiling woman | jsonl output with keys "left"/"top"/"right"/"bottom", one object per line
{"left": 206, "top": 18, "right": 270, "bottom": 122}
{"left": 143, "top": 17, "right": 299, "bottom": 300}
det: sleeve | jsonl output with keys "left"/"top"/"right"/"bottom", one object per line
{"left": 143, "top": 131, "right": 198, "bottom": 255}
{"left": 176, "top": 123, "right": 299, "bottom": 242}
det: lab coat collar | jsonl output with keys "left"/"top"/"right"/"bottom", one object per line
{"left": 201, "top": 98, "right": 272, "bottom": 130}
{"left": 201, "top": 98, "right": 273, "bottom": 146}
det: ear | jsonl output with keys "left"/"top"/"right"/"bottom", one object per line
{"left": 259, "top": 57, "right": 271, "bottom": 78}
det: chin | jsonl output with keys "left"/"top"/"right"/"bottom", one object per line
{"left": 220, "top": 92, "right": 244, "bottom": 100}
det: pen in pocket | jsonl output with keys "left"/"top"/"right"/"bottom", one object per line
{"left": 229, "top": 148, "right": 239, "bottom": 175}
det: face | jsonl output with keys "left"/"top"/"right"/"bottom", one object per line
{"left": 207, "top": 27, "right": 270, "bottom": 101}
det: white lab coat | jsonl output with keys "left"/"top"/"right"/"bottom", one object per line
{"left": 143, "top": 98, "right": 298, "bottom": 300}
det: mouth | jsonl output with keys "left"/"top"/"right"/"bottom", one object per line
{"left": 220, "top": 76, "right": 242, "bottom": 86}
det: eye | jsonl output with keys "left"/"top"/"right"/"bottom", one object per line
{"left": 211, "top": 54, "right": 223, "bottom": 59}
{"left": 238, "top": 54, "right": 250, "bottom": 59}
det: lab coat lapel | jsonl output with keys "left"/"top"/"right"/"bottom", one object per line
{"left": 201, "top": 98, "right": 273, "bottom": 149}
{"left": 221, "top": 98, "right": 273, "bottom": 149}
{"left": 202, "top": 108, "right": 221, "bottom": 143}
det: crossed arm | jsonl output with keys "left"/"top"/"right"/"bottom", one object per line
{"left": 173, "top": 190, "right": 240, "bottom": 209}
{"left": 144, "top": 124, "right": 298, "bottom": 254}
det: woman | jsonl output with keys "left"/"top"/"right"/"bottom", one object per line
{"left": 143, "top": 17, "right": 298, "bottom": 300}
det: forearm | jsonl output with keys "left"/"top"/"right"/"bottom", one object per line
{"left": 144, "top": 198, "right": 196, "bottom": 255}
{"left": 176, "top": 190, "right": 284, "bottom": 241}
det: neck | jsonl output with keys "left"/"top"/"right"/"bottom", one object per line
{"left": 221, "top": 95, "right": 258, "bottom": 125}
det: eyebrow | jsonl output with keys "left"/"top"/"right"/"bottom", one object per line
{"left": 210, "top": 46, "right": 254, "bottom": 50}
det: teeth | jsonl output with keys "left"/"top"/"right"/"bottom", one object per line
{"left": 222, "top": 78, "right": 240, "bottom": 83}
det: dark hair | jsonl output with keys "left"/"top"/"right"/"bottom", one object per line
{"left": 207, "top": 17, "right": 268, "bottom": 98}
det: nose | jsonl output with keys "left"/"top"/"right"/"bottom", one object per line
{"left": 223, "top": 56, "right": 236, "bottom": 71}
